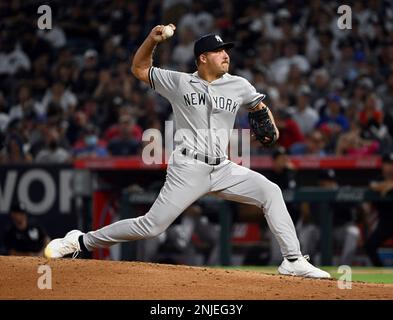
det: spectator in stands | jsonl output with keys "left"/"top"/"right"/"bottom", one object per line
{"left": 317, "top": 94, "right": 350, "bottom": 134}
{"left": 104, "top": 109, "right": 143, "bottom": 142}
{"left": 122, "top": 22, "right": 144, "bottom": 55}
{"left": 345, "top": 78, "right": 374, "bottom": 124}
{"left": 93, "top": 69, "right": 116, "bottom": 102}
{"left": 29, "top": 54, "right": 52, "bottom": 99}
{"left": 8, "top": 85, "right": 45, "bottom": 121}
{"left": 331, "top": 38, "right": 357, "bottom": 82}
{"left": 267, "top": 146, "right": 297, "bottom": 190}
{"left": 285, "top": 63, "right": 308, "bottom": 96}
{"left": 35, "top": 127, "right": 71, "bottom": 163}
{"left": 37, "top": 21, "right": 67, "bottom": 48}
{"left": 27, "top": 115, "right": 50, "bottom": 158}
{"left": 55, "top": 62, "right": 75, "bottom": 89}
{"left": 1, "top": 132, "right": 32, "bottom": 163}
{"left": 271, "top": 40, "right": 310, "bottom": 85}
{"left": 20, "top": 29, "right": 52, "bottom": 63}
{"left": 42, "top": 81, "right": 78, "bottom": 119}
{"left": 3, "top": 202, "right": 50, "bottom": 256}
{"left": 378, "top": 72, "right": 393, "bottom": 140}
{"left": 335, "top": 121, "right": 380, "bottom": 156}
{"left": 0, "top": 91, "right": 9, "bottom": 133}
{"left": 255, "top": 44, "right": 276, "bottom": 85}
{"left": 0, "top": 35, "right": 31, "bottom": 76}
{"left": 73, "top": 124, "right": 108, "bottom": 158}
{"left": 316, "top": 94, "right": 350, "bottom": 153}
{"left": 73, "top": 49, "right": 99, "bottom": 100}
{"left": 291, "top": 85, "right": 319, "bottom": 136}
{"left": 107, "top": 115, "right": 141, "bottom": 156}
{"left": 66, "top": 110, "right": 89, "bottom": 146}
{"left": 365, "top": 153, "right": 393, "bottom": 266}
{"left": 378, "top": 41, "right": 393, "bottom": 78}
{"left": 296, "top": 169, "right": 361, "bottom": 265}
{"left": 308, "top": 31, "right": 335, "bottom": 70}
{"left": 310, "top": 69, "right": 331, "bottom": 108}
{"left": 275, "top": 109, "right": 304, "bottom": 150}
{"left": 172, "top": 27, "right": 196, "bottom": 68}
{"left": 359, "top": 93, "right": 390, "bottom": 145}
{"left": 377, "top": 71, "right": 393, "bottom": 115}
{"left": 0, "top": 131, "right": 4, "bottom": 152}
{"left": 177, "top": 1, "right": 214, "bottom": 37}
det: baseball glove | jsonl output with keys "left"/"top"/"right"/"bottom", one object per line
{"left": 248, "top": 107, "right": 277, "bottom": 147}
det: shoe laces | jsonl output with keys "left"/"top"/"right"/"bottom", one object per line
{"left": 59, "top": 237, "right": 81, "bottom": 257}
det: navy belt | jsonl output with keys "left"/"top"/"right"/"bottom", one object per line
{"left": 181, "top": 148, "right": 223, "bottom": 165}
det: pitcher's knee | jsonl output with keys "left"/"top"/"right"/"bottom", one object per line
{"left": 137, "top": 216, "right": 168, "bottom": 238}
{"left": 264, "top": 181, "right": 282, "bottom": 199}
{"left": 148, "top": 225, "right": 166, "bottom": 238}
{"left": 141, "top": 221, "right": 167, "bottom": 238}
{"left": 255, "top": 180, "right": 283, "bottom": 209}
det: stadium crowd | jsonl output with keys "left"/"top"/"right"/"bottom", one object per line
{"left": 1, "top": 0, "right": 393, "bottom": 162}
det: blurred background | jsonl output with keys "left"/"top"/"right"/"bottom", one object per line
{"left": 1, "top": 0, "right": 393, "bottom": 268}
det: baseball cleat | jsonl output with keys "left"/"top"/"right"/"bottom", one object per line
{"left": 278, "top": 255, "right": 331, "bottom": 279}
{"left": 44, "top": 230, "right": 84, "bottom": 259}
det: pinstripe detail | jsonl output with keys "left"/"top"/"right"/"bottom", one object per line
{"left": 148, "top": 66, "right": 155, "bottom": 90}
{"left": 249, "top": 94, "right": 266, "bottom": 110}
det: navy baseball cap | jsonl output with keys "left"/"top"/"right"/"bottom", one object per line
{"left": 194, "top": 34, "right": 234, "bottom": 59}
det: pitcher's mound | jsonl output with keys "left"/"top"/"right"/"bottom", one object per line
{"left": 0, "top": 256, "right": 392, "bottom": 300}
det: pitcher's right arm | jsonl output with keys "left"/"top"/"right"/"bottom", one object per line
{"left": 131, "top": 24, "right": 176, "bottom": 84}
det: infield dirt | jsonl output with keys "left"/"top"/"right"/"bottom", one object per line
{"left": 1, "top": 256, "right": 392, "bottom": 300}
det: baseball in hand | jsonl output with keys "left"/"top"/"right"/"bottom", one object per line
{"left": 162, "top": 25, "right": 174, "bottom": 39}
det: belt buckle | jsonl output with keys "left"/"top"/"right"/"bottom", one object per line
{"left": 208, "top": 155, "right": 221, "bottom": 165}
{"left": 182, "top": 148, "right": 221, "bottom": 165}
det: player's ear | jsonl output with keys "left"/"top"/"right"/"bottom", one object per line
{"left": 199, "top": 54, "right": 207, "bottom": 64}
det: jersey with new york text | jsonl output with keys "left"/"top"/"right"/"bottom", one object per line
{"left": 148, "top": 67, "right": 265, "bottom": 158}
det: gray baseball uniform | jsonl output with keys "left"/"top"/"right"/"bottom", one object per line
{"left": 83, "top": 67, "right": 302, "bottom": 259}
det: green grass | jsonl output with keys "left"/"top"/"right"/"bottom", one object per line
{"left": 220, "top": 266, "right": 393, "bottom": 284}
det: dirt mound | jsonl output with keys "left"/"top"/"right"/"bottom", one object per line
{"left": 0, "top": 256, "right": 392, "bottom": 300}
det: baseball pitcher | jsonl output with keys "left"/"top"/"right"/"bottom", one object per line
{"left": 45, "top": 24, "right": 330, "bottom": 278}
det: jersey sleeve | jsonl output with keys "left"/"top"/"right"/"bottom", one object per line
{"left": 148, "top": 67, "right": 182, "bottom": 101}
{"left": 241, "top": 79, "right": 266, "bottom": 110}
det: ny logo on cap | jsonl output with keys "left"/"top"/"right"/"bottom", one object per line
{"left": 215, "top": 35, "right": 223, "bottom": 43}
